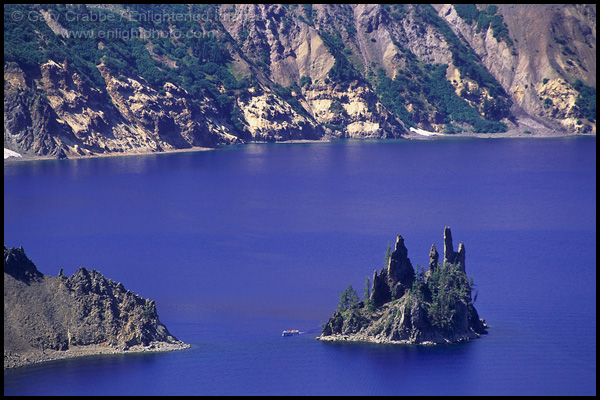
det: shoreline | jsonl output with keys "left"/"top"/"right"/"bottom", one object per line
{"left": 4, "top": 131, "right": 594, "bottom": 163}
{"left": 3, "top": 145, "right": 216, "bottom": 163}
{"left": 406, "top": 125, "right": 595, "bottom": 140}
{"left": 4, "top": 341, "right": 191, "bottom": 370}
{"left": 316, "top": 332, "right": 481, "bottom": 346}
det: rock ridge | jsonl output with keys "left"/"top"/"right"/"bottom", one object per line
{"left": 4, "top": 245, "right": 190, "bottom": 369}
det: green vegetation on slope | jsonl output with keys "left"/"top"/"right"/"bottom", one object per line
{"left": 454, "top": 4, "right": 514, "bottom": 50}
{"left": 423, "top": 262, "right": 473, "bottom": 330}
{"left": 415, "top": 4, "right": 510, "bottom": 101}
{"left": 375, "top": 58, "right": 508, "bottom": 133}
{"left": 318, "top": 29, "right": 362, "bottom": 85}
{"left": 371, "top": 4, "right": 510, "bottom": 133}
{"left": 4, "top": 4, "right": 249, "bottom": 132}
{"left": 573, "top": 79, "right": 597, "bottom": 121}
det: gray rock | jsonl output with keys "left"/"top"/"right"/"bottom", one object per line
{"left": 386, "top": 234, "right": 415, "bottom": 291}
{"left": 3, "top": 246, "right": 43, "bottom": 284}
{"left": 429, "top": 243, "right": 439, "bottom": 273}
{"left": 443, "top": 226, "right": 456, "bottom": 266}
{"left": 457, "top": 242, "right": 466, "bottom": 272}
{"left": 371, "top": 234, "right": 416, "bottom": 307}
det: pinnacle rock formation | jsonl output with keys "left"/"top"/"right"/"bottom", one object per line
{"left": 371, "top": 234, "right": 415, "bottom": 307}
{"left": 443, "top": 226, "right": 466, "bottom": 272}
{"left": 429, "top": 243, "right": 439, "bottom": 273}
{"left": 320, "top": 227, "right": 487, "bottom": 345}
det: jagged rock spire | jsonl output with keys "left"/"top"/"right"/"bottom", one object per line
{"left": 442, "top": 227, "right": 466, "bottom": 272}
{"left": 370, "top": 229, "right": 468, "bottom": 308}
{"left": 387, "top": 234, "right": 412, "bottom": 284}
{"left": 457, "top": 242, "right": 466, "bottom": 272}
{"left": 371, "top": 268, "right": 388, "bottom": 307}
{"left": 429, "top": 243, "right": 439, "bottom": 273}
{"left": 443, "top": 226, "right": 455, "bottom": 266}
{"left": 371, "top": 234, "right": 415, "bottom": 307}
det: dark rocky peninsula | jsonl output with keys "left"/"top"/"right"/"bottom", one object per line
{"left": 4, "top": 245, "right": 189, "bottom": 369}
{"left": 318, "top": 227, "right": 488, "bottom": 344}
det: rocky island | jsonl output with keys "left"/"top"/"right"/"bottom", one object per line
{"left": 318, "top": 227, "right": 488, "bottom": 344}
{"left": 4, "top": 245, "right": 189, "bottom": 369}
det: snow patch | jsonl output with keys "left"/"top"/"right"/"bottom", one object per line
{"left": 4, "top": 148, "right": 22, "bottom": 159}
{"left": 409, "top": 127, "right": 444, "bottom": 137}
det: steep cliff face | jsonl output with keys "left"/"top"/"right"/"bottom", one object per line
{"left": 319, "top": 227, "right": 487, "bottom": 345}
{"left": 434, "top": 4, "right": 596, "bottom": 134}
{"left": 4, "top": 4, "right": 595, "bottom": 159}
{"left": 4, "top": 59, "right": 240, "bottom": 158}
{"left": 4, "top": 245, "right": 189, "bottom": 369}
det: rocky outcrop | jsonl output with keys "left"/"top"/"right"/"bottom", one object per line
{"left": 371, "top": 234, "right": 415, "bottom": 307}
{"left": 319, "top": 228, "right": 488, "bottom": 345}
{"left": 236, "top": 86, "right": 324, "bottom": 141}
{"left": 4, "top": 245, "right": 189, "bottom": 369}
{"left": 3, "top": 246, "right": 44, "bottom": 284}
{"left": 300, "top": 80, "right": 404, "bottom": 139}
{"left": 443, "top": 225, "right": 466, "bottom": 272}
{"left": 428, "top": 243, "right": 439, "bottom": 273}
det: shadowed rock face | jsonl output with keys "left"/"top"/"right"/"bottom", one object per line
{"left": 4, "top": 245, "right": 188, "bottom": 368}
{"left": 387, "top": 235, "right": 415, "bottom": 289}
{"left": 3, "top": 245, "right": 43, "bottom": 284}
{"left": 320, "top": 227, "right": 488, "bottom": 345}
{"left": 371, "top": 234, "right": 415, "bottom": 307}
{"left": 429, "top": 243, "right": 439, "bottom": 273}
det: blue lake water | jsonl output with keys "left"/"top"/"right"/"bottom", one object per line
{"left": 3, "top": 137, "right": 596, "bottom": 395}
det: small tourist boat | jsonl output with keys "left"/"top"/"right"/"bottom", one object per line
{"left": 282, "top": 329, "right": 300, "bottom": 337}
